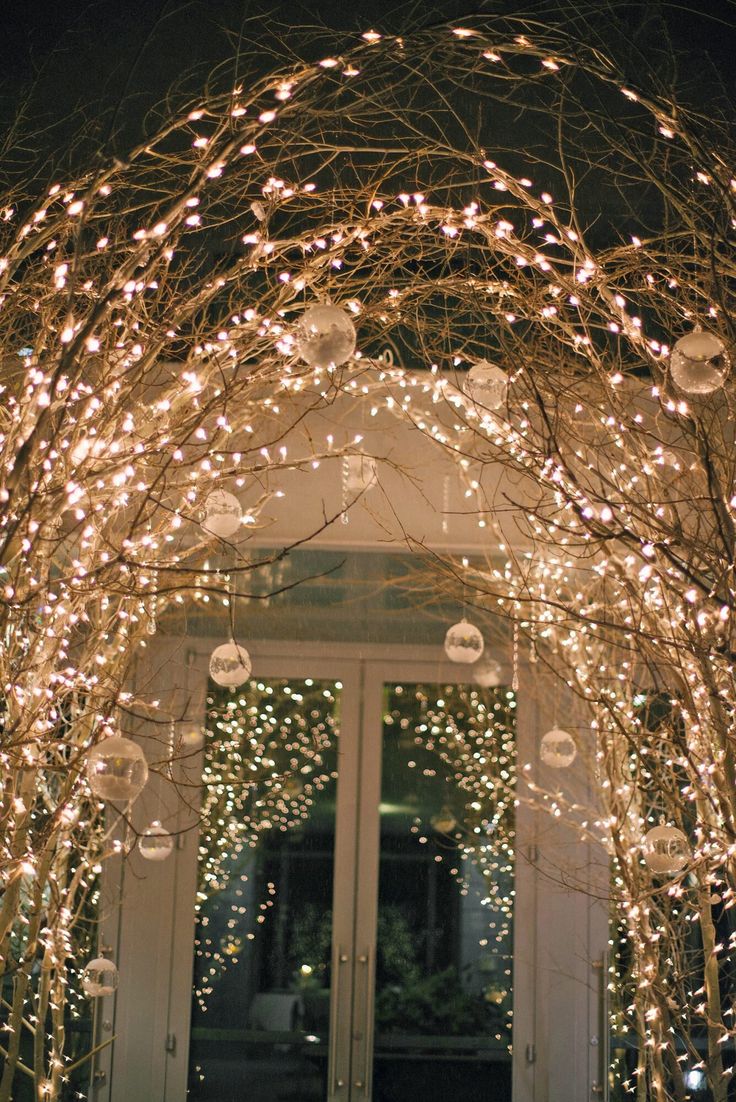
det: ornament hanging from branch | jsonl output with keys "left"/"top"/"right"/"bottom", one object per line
{"left": 642, "top": 824, "right": 690, "bottom": 875}
{"left": 444, "top": 619, "right": 485, "bottom": 663}
{"left": 202, "top": 489, "right": 243, "bottom": 539}
{"left": 463, "top": 360, "right": 508, "bottom": 411}
{"left": 473, "top": 655, "right": 503, "bottom": 687}
{"left": 138, "top": 821, "right": 175, "bottom": 861}
{"left": 295, "top": 303, "right": 356, "bottom": 369}
{"left": 540, "top": 727, "right": 577, "bottom": 768}
{"left": 669, "top": 328, "right": 730, "bottom": 395}
{"left": 430, "top": 805, "right": 458, "bottom": 833}
{"left": 82, "top": 958, "right": 119, "bottom": 997}
{"left": 209, "top": 640, "right": 252, "bottom": 687}
{"left": 87, "top": 736, "right": 149, "bottom": 803}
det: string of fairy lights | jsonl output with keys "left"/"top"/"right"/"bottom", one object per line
{"left": 192, "top": 678, "right": 339, "bottom": 1010}
{"left": 0, "top": 14, "right": 734, "bottom": 1100}
{"left": 190, "top": 674, "right": 516, "bottom": 1050}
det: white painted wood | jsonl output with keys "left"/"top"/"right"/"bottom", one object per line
{"left": 520, "top": 671, "right": 610, "bottom": 1102}
{"left": 511, "top": 660, "right": 539, "bottom": 1102}
{"left": 105, "top": 637, "right": 609, "bottom": 1102}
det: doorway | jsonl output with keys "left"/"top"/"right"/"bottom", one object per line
{"left": 186, "top": 657, "right": 516, "bottom": 1102}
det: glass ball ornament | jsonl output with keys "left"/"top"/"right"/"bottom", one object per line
{"left": 209, "top": 640, "right": 252, "bottom": 688}
{"left": 642, "top": 824, "right": 690, "bottom": 875}
{"left": 670, "top": 329, "right": 730, "bottom": 395}
{"left": 138, "top": 821, "right": 175, "bottom": 862}
{"left": 282, "top": 774, "right": 305, "bottom": 798}
{"left": 463, "top": 360, "right": 508, "bottom": 411}
{"left": 87, "top": 736, "right": 149, "bottom": 803}
{"left": 178, "top": 724, "right": 206, "bottom": 751}
{"left": 430, "top": 805, "right": 458, "bottom": 833}
{"left": 473, "top": 656, "right": 503, "bottom": 688}
{"left": 81, "top": 957, "right": 119, "bottom": 998}
{"left": 540, "top": 727, "right": 577, "bottom": 769}
{"left": 295, "top": 304, "right": 356, "bottom": 369}
{"left": 202, "top": 489, "right": 242, "bottom": 539}
{"left": 444, "top": 620, "right": 485, "bottom": 664}
{"left": 344, "top": 453, "right": 378, "bottom": 495}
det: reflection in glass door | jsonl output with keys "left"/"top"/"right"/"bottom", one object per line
{"left": 185, "top": 665, "right": 516, "bottom": 1102}
{"left": 188, "top": 677, "right": 342, "bottom": 1102}
{"left": 371, "top": 681, "right": 515, "bottom": 1102}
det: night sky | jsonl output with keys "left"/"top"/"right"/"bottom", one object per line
{"left": 1, "top": 0, "right": 734, "bottom": 173}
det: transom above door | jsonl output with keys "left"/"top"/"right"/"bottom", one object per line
{"left": 186, "top": 655, "right": 516, "bottom": 1102}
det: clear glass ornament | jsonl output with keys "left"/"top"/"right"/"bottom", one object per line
{"left": 670, "top": 329, "right": 730, "bottom": 395}
{"left": 282, "top": 774, "right": 305, "bottom": 798}
{"left": 209, "top": 641, "right": 252, "bottom": 687}
{"left": 178, "top": 724, "right": 206, "bottom": 751}
{"left": 463, "top": 360, "right": 508, "bottom": 411}
{"left": 87, "top": 736, "right": 149, "bottom": 803}
{"left": 202, "top": 489, "right": 243, "bottom": 539}
{"left": 138, "top": 821, "right": 175, "bottom": 862}
{"left": 295, "top": 304, "right": 356, "bottom": 369}
{"left": 540, "top": 727, "right": 577, "bottom": 768}
{"left": 444, "top": 620, "right": 485, "bottom": 664}
{"left": 473, "top": 656, "right": 503, "bottom": 688}
{"left": 430, "top": 805, "right": 457, "bottom": 833}
{"left": 344, "top": 453, "right": 378, "bottom": 495}
{"left": 82, "top": 957, "right": 119, "bottom": 997}
{"left": 642, "top": 824, "right": 690, "bottom": 875}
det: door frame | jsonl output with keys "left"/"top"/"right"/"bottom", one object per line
{"left": 102, "top": 638, "right": 606, "bottom": 1102}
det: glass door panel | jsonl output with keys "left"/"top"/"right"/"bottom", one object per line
{"left": 371, "top": 681, "right": 515, "bottom": 1102}
{"left": 188, "top": 676, "right": 342, "bottom": 1102}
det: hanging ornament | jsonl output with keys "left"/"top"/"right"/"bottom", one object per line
{"left": 295, "top": 304, "right": 356, "bottom": 369}
{"left": 209, "top": 640, "right": 252, "bottom": 687}
{"left": 202, "top": 489, "right": 243, "bottom": 539}
{"left": 670, "top": 328, "right": 730, "bottom": 395}
{"left": 463, "top": 360, "right": 508, "bottom": 411}
{"left": 82, "top": 957, "right": 119, "bottom": 997}
{"left": 473, "top": 656, "right": 503, "bottom": 688}
{"left": 444, "top": 620, "right": 485, "bottom": 664}
{"left": 138, "top": 821, "right": 175, "bottom": 862}
{"left": 178, "top": 724, "right": 206, "bottom": 751}
{"left": 430, "top": 805, "right": 458, "bottom": 833}
{"left": 642, "top": 824, "right": 690, "bottom": 875}
{"left": 282, "top": 774, "right": 305, "bottom": 798}
{"left": 540, "top": 727, "right": 577, "bottom": 768}
{"left": 344, "top": 453, "right": 378, "bottom": 495}
{"left": 87, "top": 736, "right": 149, "bottom": 803}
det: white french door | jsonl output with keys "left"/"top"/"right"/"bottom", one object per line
{"left": 102, "top": 639, "right": 610, "bottom": 1102}
{"left": 184, "top": 652, "right": 516, "bottom": 1102}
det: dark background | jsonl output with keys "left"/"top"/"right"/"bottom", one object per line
{"left": 1, "top": 0, "right": 734, "bottom": 170}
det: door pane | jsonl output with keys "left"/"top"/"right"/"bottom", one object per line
{"left": 373, "top": 681, "right": 515, "bottom": 1102}
{"left": 188, "top": 677, "right": 341, "bottom": 1102}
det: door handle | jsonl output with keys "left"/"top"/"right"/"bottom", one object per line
{"left": 354, "top": 949, "right": 375, "bottom": 1096}
{"left": 328, "top": 949, "right": 349, "bottom": 1096}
